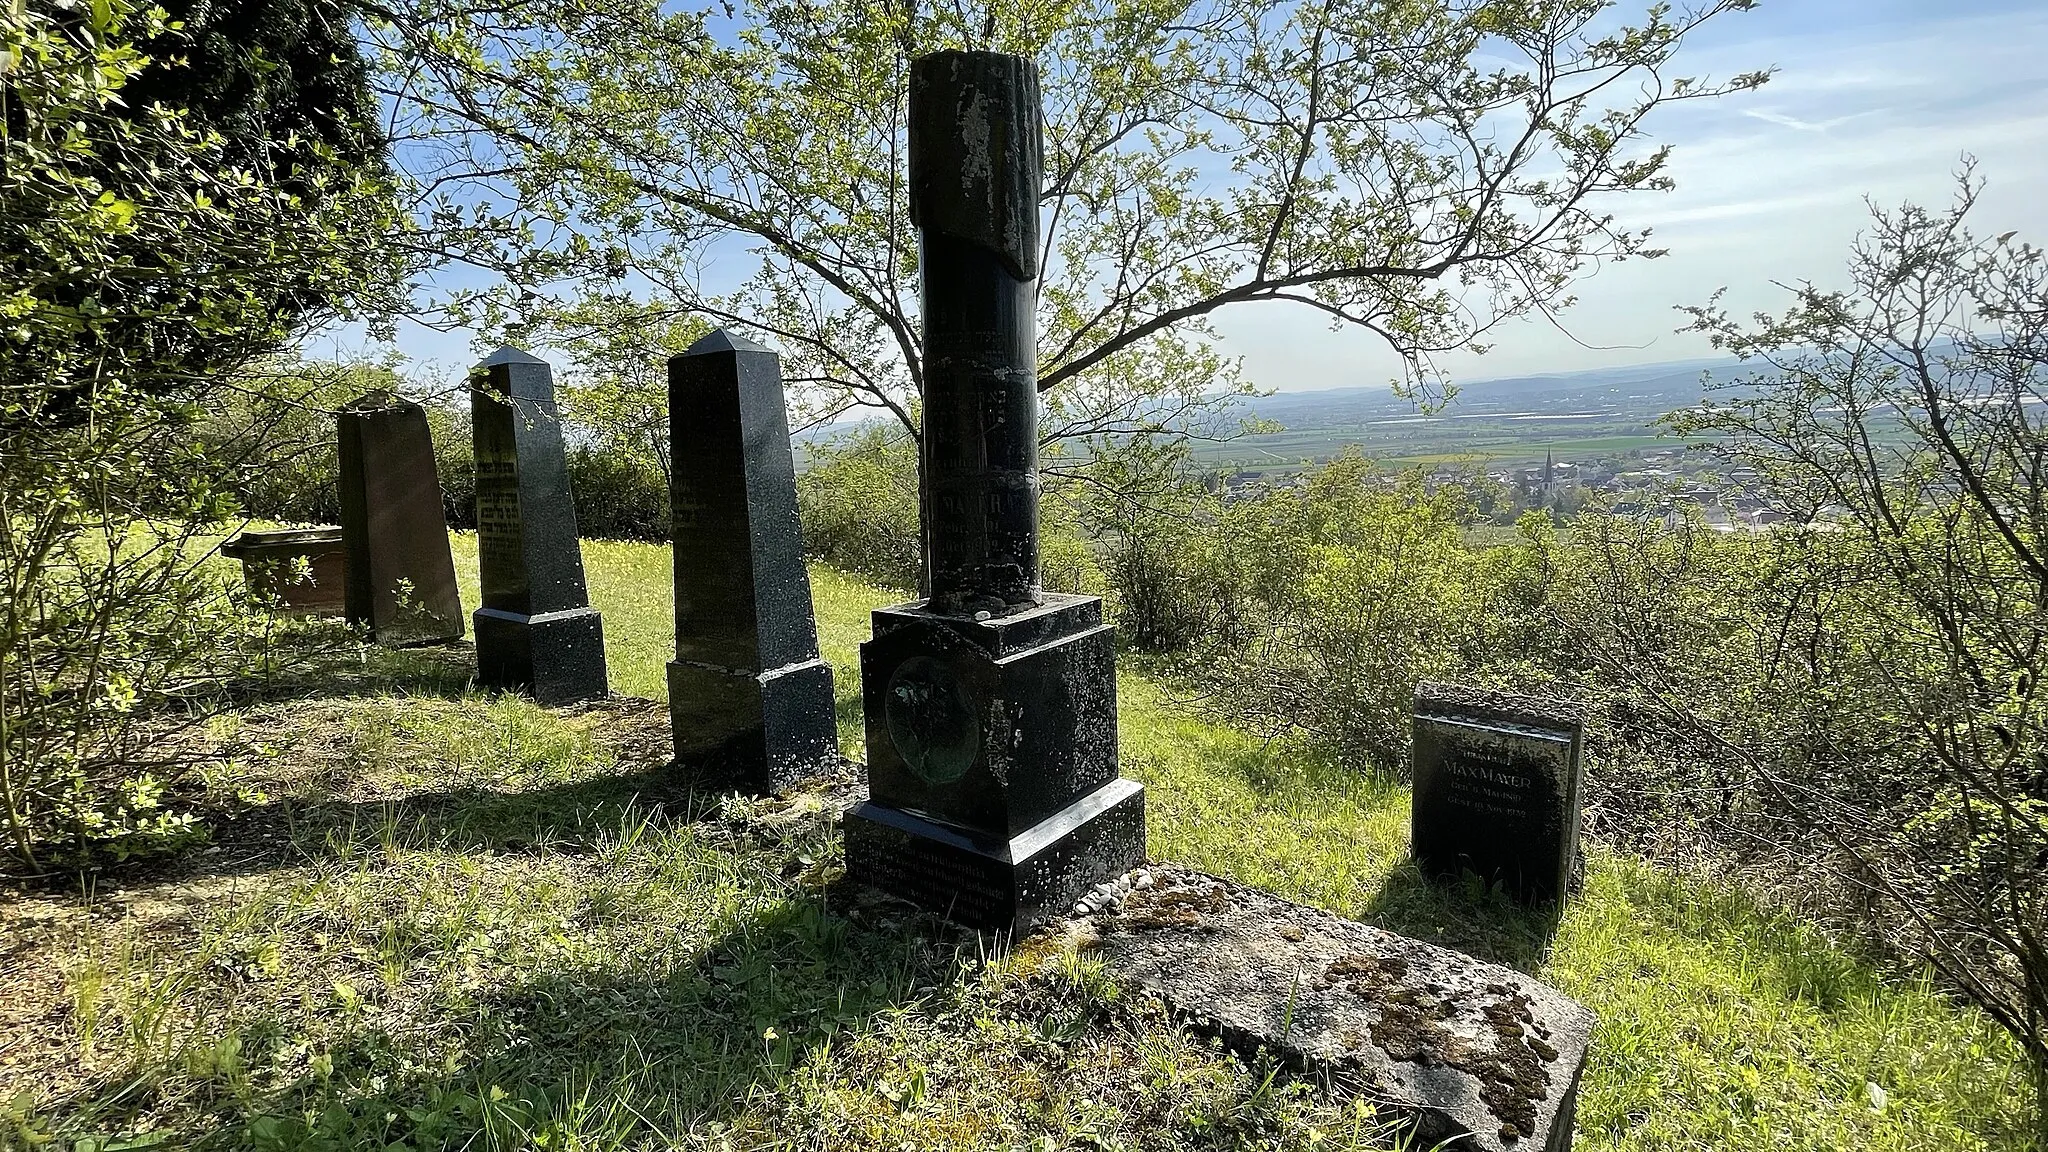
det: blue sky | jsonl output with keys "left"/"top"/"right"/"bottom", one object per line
{"left": 326, "top": 0, "right": 2048, "bottom": 395}
{"left": 1218, "top": 0, "right": 2048, "bottom": 390}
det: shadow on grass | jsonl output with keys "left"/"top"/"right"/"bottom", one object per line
{"left": 273, "top": 761, "right": 727, "bottom": 855}
{"left": 1357, "top": 857, "right": 1565, "bottom": 973}
{"left": 57, "top": 890, "right": 974, "bottom": 1151}
{"left": 95, "top": 734, "right": 848, "bottom": 899}
{"left": 218, "top": 635, "right": 481, "bottom": 707}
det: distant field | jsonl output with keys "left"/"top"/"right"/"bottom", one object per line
{"left": 1189, "top": 415, "right": 1698, "bottom": 473}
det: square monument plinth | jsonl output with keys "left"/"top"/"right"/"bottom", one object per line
{"left": 845, "top": 776, "right": 1144, "bottom": 936}
{"left": 474, "top": 606, "right": 607, "bottom": 707}
{"left": 1411, "top": 684, "right": 1585, "bottom": 905}
{"left": 844, "top": 593, "right": 1146, "bottom": 935}
{"left": 667, "top": 657, "right": 838, "bottom": 791}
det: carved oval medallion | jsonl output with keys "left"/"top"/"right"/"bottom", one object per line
{"left": 884, "top": 655, "right": 979, "bottom": 786}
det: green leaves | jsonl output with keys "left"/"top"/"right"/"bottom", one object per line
{"left": 0, "top": 0, "right": 400, "bottom": 871}
{"left": 383, "top": 0, "right": 1761, "bottom": 450}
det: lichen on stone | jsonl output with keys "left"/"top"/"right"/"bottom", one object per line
{"left": 1325, "top": 955, "right": 1556, "bottom": 1142}
{"left": 1114, "top": 881, "right": 1230, "bottom": 931}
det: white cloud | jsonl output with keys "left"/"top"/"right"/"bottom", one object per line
{"left": 1222, "top": 2, "right": 2048, "bottom": 390}
{"left": 1739, "top": 109, "right": 1878, "bottom": 132}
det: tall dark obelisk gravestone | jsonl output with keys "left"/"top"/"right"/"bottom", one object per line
{"left": 843, "top": 51, "right": 1145, "bottom": 936}
{"left": 1410, "top": 682, "right": 1586, "bottom": 905}
{"left": 470, "top": 347, "right": 608, "bottom": 705}
{"left": 337, "top": 391, "right": 465, "bottom": 645}
{"left": 667, "top": 331, "right": 839, "bottom": 790}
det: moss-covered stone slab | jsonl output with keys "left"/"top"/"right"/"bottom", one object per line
{"left": 1070, "top": 867, "right": 1595, "bottom": 1152}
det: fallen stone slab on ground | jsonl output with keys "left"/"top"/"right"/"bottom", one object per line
{"left": 1066, "top": 866, "right": 1596, "bottom": 1152}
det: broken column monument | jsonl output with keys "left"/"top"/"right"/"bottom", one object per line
{"left": 666, "top": 330, "right": 840, "bottom": 791}
{"left": 1410, "top": 683, "right": 1585, "bottom": 904}
{"left": 337, "top": 391, "right": 465, "bottom": 645}
{"left": 470, "top": 346, "right": 609, "bottom": 705}
{"left": 841, "top": 50, "right": 1145, "bottom": 936}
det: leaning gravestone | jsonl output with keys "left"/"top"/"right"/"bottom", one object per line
{"left": 842, "top": 50, "right": 1145, "bottom": 937}
{"left": 667, "top": 330, "right": 839, "bottom": 791}
{"left": 470, "top": 347, "right": 609, "bottom": 705}
{"left": 337, "top": 392, "right": 465, "bottom": 645}
{"left": 1411, "top": 683, "right": 1585, "bottom": 904}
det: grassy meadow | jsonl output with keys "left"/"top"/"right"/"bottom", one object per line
{"left": 0, "top": 533, "right": 2031, "bottom": 1151}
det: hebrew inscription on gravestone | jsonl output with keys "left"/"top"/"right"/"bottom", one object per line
{"left": 469, "top": 347, "right": 608, "bottom": 705}
{"left": 1410, "top": 683, "right": 1585, "bottom": 904}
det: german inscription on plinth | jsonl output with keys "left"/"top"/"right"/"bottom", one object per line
{"left": 1411, "top": 683, "right": 1585, "bottom": 904}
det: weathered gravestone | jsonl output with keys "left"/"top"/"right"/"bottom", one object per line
{"left": 1075, "top": 867, "right": 1597, "bottom": 1152}
{"left": 470, "top": 347, "right": 609, "bottom": 705}
{"left": 222, "top": 527, "right": 347, "bottom": 615}
{"left": 337, "top": 392, "right": 465, "bottom": 645}
{"left": 667, "top": 331, "right": 839, "bottom": 790}
{"left": 1411, "top": 683, "right": 1585, "bottom": 904}
{"left": 842, "top": 50, "right": 1145, "bottom": 936}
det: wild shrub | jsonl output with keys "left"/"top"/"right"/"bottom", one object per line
{"left": 1570, "top": 182, "right": 2048, "bottom": 1119}
{"left": 1177, "top": 454, "right": 1528, "bottom": 772}
{"left": 566, "top": 444, "right": 669, "bottom": 541}
{"left": 795, "top": 425, "right": 922, "bottom": 591}
{"left": 1, "top": 0, "right": 393, "bottom": 869}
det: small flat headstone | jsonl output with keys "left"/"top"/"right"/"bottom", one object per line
{"left": 1411, "top": 683, "right": 1585, "bottom": 904}
{"left": 1075, "top": 867, "right": 1596, "bottom": 1152}
{"left": 336, "top": 392, "right": 464, "bottom": 645}
{"left": 470, "top": 349, "right": 608, "bottom": 705}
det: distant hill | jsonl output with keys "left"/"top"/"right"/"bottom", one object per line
{"left": 1243, "top": 355, "right": 1752, "bottom": 428}
{"left": 794, "top": 354, "right": 1761, "bottom": 469}
{"left": 1183, "top": 355, "right": 1768, "bottom": 471}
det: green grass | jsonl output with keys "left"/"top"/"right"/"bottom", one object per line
{"left": 4, "top": 536, "right": 2033, "bottom": 1151}
{"left": 1113, "top": 675, "right": 2029, "bottom": 1149}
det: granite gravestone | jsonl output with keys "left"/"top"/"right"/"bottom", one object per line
{"left": 667, "top": 331, "right": 839, "bottom": 790}
{"left": 842, "top": 50, "right": 1145, "bottom": 937}
{"left": 470, "top": 347, "right": 608, "bottom": 705}
{"left": 337, "top": 392, "right": 465, "bottom": 645}
{"left": 1410, "top": 683, "right": 1585, "bottom": 904}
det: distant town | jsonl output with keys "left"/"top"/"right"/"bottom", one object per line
{"left": 1194, "top": 355, "right": 1850, "bottom": 529}
{"left": 1213, "top": 447, "right": 1811, "bottom": 530}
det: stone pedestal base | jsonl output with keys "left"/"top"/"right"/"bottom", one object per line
{"left": 848, "top": 592, "right": 1145, "bottom": 936}
{"left": 475, "top": 606, "right": 608, "bottom": 705}
{"left": 668, "top": 657, "right": 839, "bottom": 792}
{"left": 844, "top": 777, "right": 1144, "bottom": 936}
